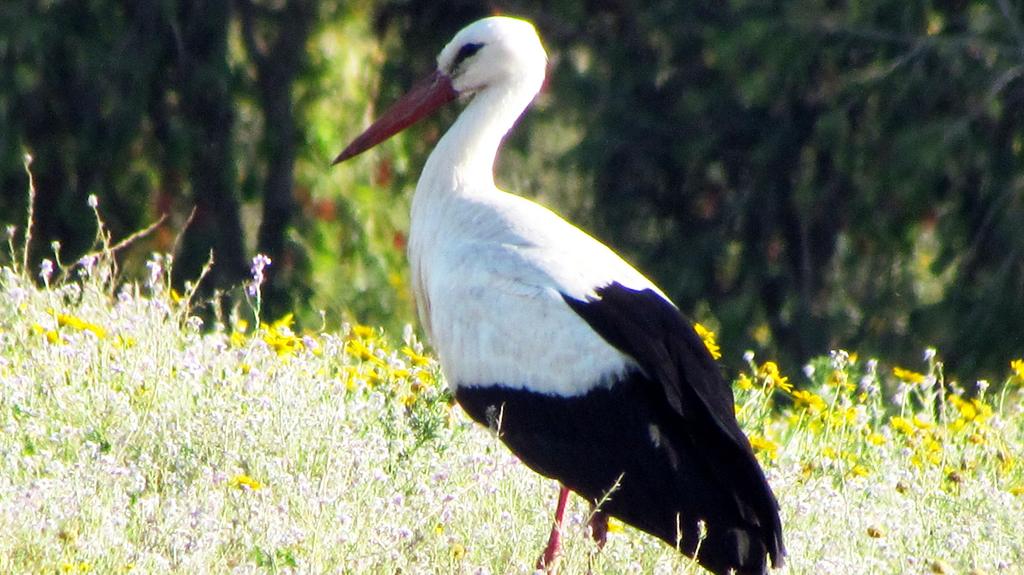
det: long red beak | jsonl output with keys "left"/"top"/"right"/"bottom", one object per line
{"left": 332, "top": 70, "right": 458, "bottom": 165}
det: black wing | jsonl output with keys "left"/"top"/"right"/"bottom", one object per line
{"left": 563, "top": 282, "right": 785, "bottom": 571}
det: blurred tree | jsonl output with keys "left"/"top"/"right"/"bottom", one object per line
{"left": 236, "top": 0, "right": 317, "bottom": 320}
{"left": 171, "top": 1, "right": 248, "bottom": 291}
{"left": 0, "top": 2, "right": 163, "bottom": 266}
{"left": 0, "top": 1, "right": 247, "bottom": 291}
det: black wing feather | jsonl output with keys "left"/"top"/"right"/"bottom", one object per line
{"left": 563, "top": 282, "right": 786, "bottom": 570}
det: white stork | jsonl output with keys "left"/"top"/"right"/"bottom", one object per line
{"left": 334, "top": 16, "right": 785, "bottom": 575}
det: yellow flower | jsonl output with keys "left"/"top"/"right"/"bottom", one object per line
{"left": 965, "top": 398, "right": 991, "bottom": 422}
{"left": 748, "top": 434, "right": 779, "bottom": 460}
{"left": 401, "top": 346, "right": 432, "bottom": 367}
{"left": 866, "top": 525, "right": 884, "bottom": 538}
{"left": 229, "top": 330, "right": 247, "bottom": 347}
{"left": 923, "top": 438, "right": 943, "bottom": 464}
{"left": 56, "top": 313, "right": 107, "bottom": 339}
{"left": 833, "top": 406, "right": 858, "bottom": 426}
{"left": 791, "top": 389, "right": 826, "bottom": 413}
{"left": 229, "top": 474, "right": 263, "bottom": 491}
{"left": 949, "top": 394, "right": 977, "bottom": 420}
{"left": 736, "top": 373, "right": 754, "bottom": 391}
{"left": 866, "top": 432, "right": 887, "bottom": 446}
{"left": 347, "top": 339, "right": 385, "bottom": 367}
{"left": 607, "top": 517, "right": 625, "bottom": 534}
{"left": 851, "top": 464, "right": 869, "bottom": 477}
{"left": 261, "top": 314, "right": 304, "bottom": 357}
{"left": 450, "top": 542, "right": 466, "bottom": 561}
{"left": 169, "top": 288, "right": 184, "bottom": 304}
{"left": 892, "top": 366, "right": 925, "bottom": 384}
{"left": 693, "top": 323, "right": 722, "bottom": 360}
{"left": 351, "top": 324, "right": 376, "bottom": 340}
{"left": 1010, "top": 359, "right": 1024, "bottom": 382}
{"left": 758, "top": 361, "right": 793, "bottom": 393}
{"left": 366, "top": 369, "right": 384, "bottom": 386}
{"left": 890, "top": 416, "right": 915, "bottom": 436}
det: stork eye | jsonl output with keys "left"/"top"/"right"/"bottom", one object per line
{"left": 452, "top": 42, "right": 485, "bottom": 70}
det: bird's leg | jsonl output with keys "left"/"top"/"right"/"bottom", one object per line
{"left": 588, "top": 506, "right": 609, "bottom": 549}
{"left": 536, "top": 485, "right": 570, "bottom": 570}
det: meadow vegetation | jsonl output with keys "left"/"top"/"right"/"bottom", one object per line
{"left": 1, "top": 205, "right": 1023, "bottom": 574}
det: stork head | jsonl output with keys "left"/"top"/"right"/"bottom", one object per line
{"left": 437, "top": 17, "right": 547, "bottom": 98}
{"left": 333, "top": 16, "right": 547, "bottom": 164}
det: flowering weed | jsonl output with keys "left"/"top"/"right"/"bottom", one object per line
{"left": 0, "top": 243, "right": 1021, "bottom": 572}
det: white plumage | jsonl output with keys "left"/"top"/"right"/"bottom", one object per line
{"left": 412, "top": 190, "right": 658, "bottom": 395}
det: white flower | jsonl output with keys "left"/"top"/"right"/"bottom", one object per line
{"left": 146, "top": 254, "right": 164, "bottom": 289}
{"left": 38, "top": 258, "right": 54, "bottom": 282}
{"left": 87, "top": 194, "right": 99, "bottom": 208}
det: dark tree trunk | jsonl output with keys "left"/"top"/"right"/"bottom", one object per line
{"left": 172, "top": 1, "right": 248, "bottom": 292}
{"left": 237, "top": 0, "right": 316, "bottom": 319}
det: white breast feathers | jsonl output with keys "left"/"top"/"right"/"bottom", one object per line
{"left": 411, "top": 188, "right": 666, "bottom": 397}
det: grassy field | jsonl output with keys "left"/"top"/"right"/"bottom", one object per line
{"left": 1, "top": 241, "right": 1023, "bottom": 574}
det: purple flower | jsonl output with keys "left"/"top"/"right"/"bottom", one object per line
{"left": 247, "top": 254, "right": 272, "bottom": 297}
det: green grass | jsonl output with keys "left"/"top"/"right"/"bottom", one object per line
{"left": 1, "top": 247, "right": 1023, "bottom": 574}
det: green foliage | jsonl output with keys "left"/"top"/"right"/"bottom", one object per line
{"left": 0, "top": 2, "right": 162, "bottom": 259}
{"left": 297, "top": 8, "right": 419, "bottom": 334}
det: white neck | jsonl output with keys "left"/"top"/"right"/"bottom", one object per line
{"left": 417, "top": 81, "right": 536, "bottom": 199}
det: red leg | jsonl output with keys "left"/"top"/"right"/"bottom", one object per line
{"left": 588, "top": 508, "right": 609, "bottom": 549}
{"left": 537, "top": 485, "right": 570, "bottom": 570}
